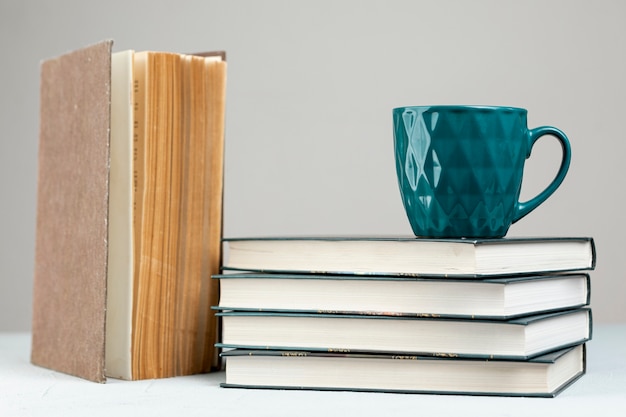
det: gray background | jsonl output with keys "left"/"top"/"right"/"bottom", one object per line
{"left": 1, "top": 0, "right": 624, "bottom": 331}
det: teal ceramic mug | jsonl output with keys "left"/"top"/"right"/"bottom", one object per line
{"left": 393, "top": 105, "right": 571, "bottom": 238}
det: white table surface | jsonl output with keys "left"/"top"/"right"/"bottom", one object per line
{"left": 1, "top": 325, "right": 625, "bottom": 417}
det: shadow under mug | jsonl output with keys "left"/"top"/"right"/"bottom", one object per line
{"left": 393, "top": 105, "right": 571, "bottom": 238}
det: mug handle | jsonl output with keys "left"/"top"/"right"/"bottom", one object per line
{"left": 513, "top": 126, "right": 571, "bottom": 223}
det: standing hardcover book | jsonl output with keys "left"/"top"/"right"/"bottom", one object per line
{"left": 216, "top": 308, "right": 592, "bottom": 359}
{"left": 214, "top": 272, "right": 590, "bottom": 319}
{"left": 220, "top": 344, "right": 586, "bottom": 397}
{"left": 222, "top": 236, "right": 596, "bottom": 277}
{"left": 32, "top": 40, "right": 227, "bottom": 382}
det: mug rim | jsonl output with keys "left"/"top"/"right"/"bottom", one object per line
{"left": 393, "top": 105, "right": 527, "bottom": 113}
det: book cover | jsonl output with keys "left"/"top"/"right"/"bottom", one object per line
{"left": 32, "top": 40, "right": 113, "bottom": 383}
{"left": 222, "top": 236, "right": 596, "bottom": 277}
{"left": 220, "top": 344, "right": 587, "bottom": 397}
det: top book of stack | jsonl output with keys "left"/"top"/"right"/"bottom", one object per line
{"left": 222, "top": 236, "right": 596, "bottom": 278}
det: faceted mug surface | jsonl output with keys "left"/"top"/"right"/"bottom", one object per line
{"left": 392, "top": 105, "right": 571, "bottom": 238}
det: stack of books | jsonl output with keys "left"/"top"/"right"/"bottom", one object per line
{"left": 213, "top": 236, "right": 596, "bottom": 397}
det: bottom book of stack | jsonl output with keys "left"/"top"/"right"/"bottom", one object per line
{"left": 220, "top": 344, "right": 586, "bottom": 397}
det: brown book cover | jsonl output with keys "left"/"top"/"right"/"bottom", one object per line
{"left": 32, "top": 40, "right": 113, "bottom": 382}
{"left": 31, "top": 40, "right": 226, "bottom": 382}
